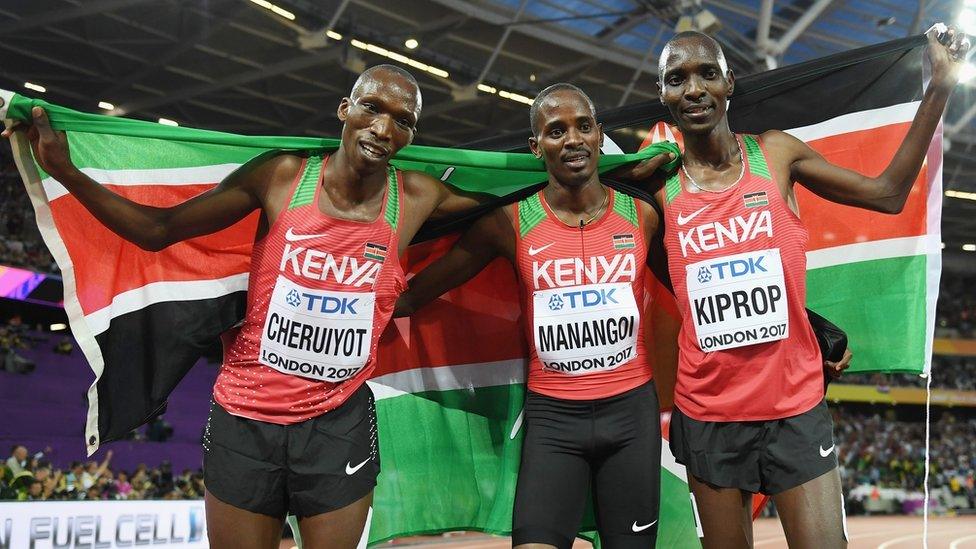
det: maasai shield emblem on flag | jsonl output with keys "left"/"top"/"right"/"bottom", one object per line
{"left": 1, "top": 33, "right": 938, "bottom": 547}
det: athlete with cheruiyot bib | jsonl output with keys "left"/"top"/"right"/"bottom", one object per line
{"left": 3, "top": 64, "right": 498, "bottom": 549}
{"left": 395, "top": 83, "right": 675, "bottom": 549}
{"left": 636, "top": 25, "right": 971, "bottom": 549}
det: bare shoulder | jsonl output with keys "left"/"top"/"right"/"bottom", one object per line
{"left": 235, "top": 152, "right": 304, "bottom": 192}
{"left": 759, "top": 129, "right": 812, "bottom": 162}
{"left": 401, "top": 169, "right": 446, "bottom": 198}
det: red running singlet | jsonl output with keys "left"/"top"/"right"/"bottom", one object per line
{"left": 662, "top": 134, "right": 823, "bottom": 422}
{"left": 214, "top": 155, "right": 405, "bottom": 423}
{"left": 514, "top": 187, "right": 652, "bottom": 400}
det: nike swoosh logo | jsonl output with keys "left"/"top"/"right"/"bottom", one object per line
{"left": 528, "top": 242, "right": 555, "bottom": 256}
{"left": 285, "top": 227, "right": 330, "bottom": 242}
{"left": 632, "top": 520, "right": 657, "bottom": 532}
{"left": 676, "top": 204, "right": 710, "bottom": 226}
{"left": 345, "top": 457, "right": 370, "bottom": 475}
{"left": 820, "top": 444, "right": 835, "bottom": 458}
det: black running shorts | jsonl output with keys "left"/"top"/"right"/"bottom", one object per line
{"left": 512, "top": 380, "right": 661, "bottom": 549}
{"left": 203, "top": 383, "right": 379, "bottom": 518}
{"left": 670, "top": 399, "right": 838, "bottom": 495}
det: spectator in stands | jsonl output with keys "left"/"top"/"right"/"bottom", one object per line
{"left": 0, "top": 465, "right": 15, "bottom": 499}
{"left": 27, "top": 479, "right": 43, "bottom": 500}
{"left": 65, "top": 461, "right": 85, "bottom": 494}
{"left": 80, "top": 450, "right": 112, "bottom": 490}
{"left": 115, "top": 470, "right": 133, "bottom": 498}
{"left": 53, "top": 336, "right": 73, "bottom": 355}
{"left": 5, "top": 445, "right": 27, "bottom": 475}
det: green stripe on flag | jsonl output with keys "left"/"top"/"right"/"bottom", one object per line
{"left": 807, "top": 254, "right": 927, "bottom": 374}
{"left": 369, "top": 383, "right": 701, "bottom": 547}
{"left": 12, "top": 93, "right": 680, "bottom": 196}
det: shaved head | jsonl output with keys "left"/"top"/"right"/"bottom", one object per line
{"left": 658, "top": 31, "right": 729, "bottom": 82}
{"left": 350, "top": 64, "right": 423, "bottom": 117}
{"left": 529, "top": 83, "right": 596, "bottom": 135}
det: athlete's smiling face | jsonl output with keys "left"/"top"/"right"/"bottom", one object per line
{"left": 529, "top": 89, "right": 603, "bottom": 188}
{"left": 337, "top": 69, "right": 420, "bottom": 173}
{"left": 658, "top": 35, "right": 735, "bottom": 135}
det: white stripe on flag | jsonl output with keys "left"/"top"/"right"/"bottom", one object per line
{"left": 785, "top": 101, "right": 919, "bottom": 143}
{"left": 369, "top": 364, "right": 688, "bottom": 479}
{"left": 0, "top": 89, "right": 15, "bottom": 120}
{"left": 85, "top": 274, "right": 250, "bottom": 336}
{"left": 368, "top": 359, "right": 526, "bottom": 400}
{"left": 923, "top": 122, "right": 944, "bottom": 377}
{"left": 41, "top": 164, "right": 242, "bottom": 201}
{"left": 806, "top": 235, "right": 941, "bottom": 270}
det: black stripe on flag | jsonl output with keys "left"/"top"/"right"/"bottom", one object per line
{"left": 93, "top": 291, "right": 247, "bottom": 443}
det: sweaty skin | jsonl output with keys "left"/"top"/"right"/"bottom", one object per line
{"left": 650, "top": 27, "right": 970, "bottom": 549}
{"left": 3, "top": 66, "right": 489, "bottom": 549}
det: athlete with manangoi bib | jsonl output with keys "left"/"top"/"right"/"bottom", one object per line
{"left": 4, "top": 64, "right": 495, "bottom": 549}
{"left": 395, "top": 83, "right": 675, "bottom": 549}
{"left": 620, "top": 26, "right": 970, "bottom": 549}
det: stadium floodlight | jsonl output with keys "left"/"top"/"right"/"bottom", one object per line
{"left": 959, "top": 9, "right": 976, "bottom": 35}
{"left": 946, "top": 189, "right": 976, "bottom": 201}
{"left": 24, "top": 82, "right": 46, "bottom": 93}
{"left": 248, "top": 0, "right": 296, "bottom": 21}
{"left": 50, "top": 323, "right": 67, "bottom": 331}
{"left": 98, "top": 101, "right": 115, "bottom": 111}
{"left": 349, "top": 39, "right": 449, "bottom": 79}
{"left": 158, "top": 118, "right": 179, "bottom": 126}
{"left": 405, "top": 38, "right": 419, "bottom": 50}
{"left": 477, "top": 84, "right": 497, "bottom": 94}
{"left": 499, "top": 90, "right": 534, "bottom": 105}
{"left": 963, "top": 244, "right": 976, "bottom": 252}
{"left": 326, "top": 30, "right": 343, "bottom": 40}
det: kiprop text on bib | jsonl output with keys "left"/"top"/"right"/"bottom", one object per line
{"left": 533, "top": 282, "right": 640, "bottom": 375}
{"left": 260, "top": 275, "right": 375, "bottom": 382}
{"left": 686, "top": 248, "right": 788, "bottom": 352}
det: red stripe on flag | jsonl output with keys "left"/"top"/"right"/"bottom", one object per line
{"left": 797, "top": 122, "right": 927, "bottom": 250}
{"left": 50, "top": 184, "right": 257, "bottom": 315}
{"left": 376, "top": 236, "right": 529, "bottom": 374}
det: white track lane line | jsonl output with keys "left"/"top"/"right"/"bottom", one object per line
{"left": 877, "top": 527, "right": 976, "bottom": 549}
{"left": 950, "top": 534, "right": 976, "bottom": 549}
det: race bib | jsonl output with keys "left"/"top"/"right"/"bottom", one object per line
{"left": 686, "top": 248, "right": 788, "bottom": 352}
{"left": 259, "top": 275, "right": 375, "bottom": 382}
{"left": 533, "top": 282, "right": 639, "bottom": 375}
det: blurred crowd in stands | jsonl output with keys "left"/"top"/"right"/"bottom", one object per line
{"left": 0, "top": 146, "right": 57, "bottom": 274}
{"left": 836, "top": 409, "right": 976, "bottom": 512}
{"left": 1, "top": 444, "right": 203, "bottom": 502}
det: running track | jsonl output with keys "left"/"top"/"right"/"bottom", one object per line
{"left": 373, "top": 516, "right": 976, "bottom": 548}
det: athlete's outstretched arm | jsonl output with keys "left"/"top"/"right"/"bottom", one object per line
{"left": 765, "top": 26, "right": 969, "bottom": 214}
{"left": 2, "top": 107, "right": 291, "bottom": 251}
{"left": 394, "top": 207, "right": 515, "bottom": 317}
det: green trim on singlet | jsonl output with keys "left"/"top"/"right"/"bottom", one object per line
{"left": 612, "top": 191, "right": 639, "bottom": 227}
{"left": 665, "top": 171, "right": 681, "bottom": 204}
{"left": 518, "top": 192, "right": 546, "bottom": 238}
{"left": 743, "top": 135, "right": 771, "bottom": 180}
{"left": 288, "top": 155, "right": 322, "bottom": 209}
{"left": 384, "top": 166, "right": 399, "bottom": 230}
